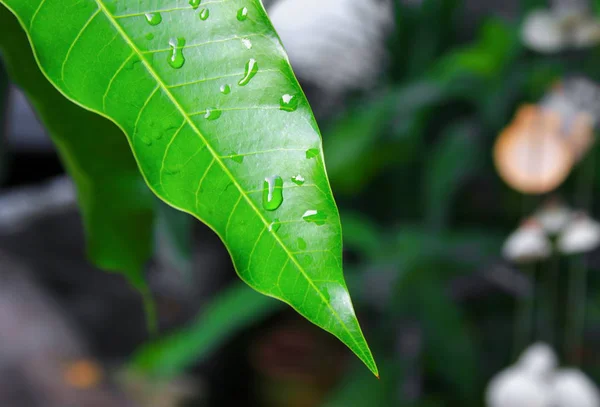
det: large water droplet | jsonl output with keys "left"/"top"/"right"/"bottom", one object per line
{"left": 269, "top": 219, "right": 281, "bottom": 232}
{"left": 145, "top": 33, "right": 154, "bottom": 40}
{"left": 189, "top": 0, "right": 201, "bottom": 9}
{"left": 291, "top": 174, "right": 305, "bottom": 185}
{"left": 241, "top": 38, "right": 252, "bottom": 49}
{"left": 262, "top": 175, "right": 283, "bottom": 211}
{"left": 220, "top": 84, "right": 231, "bottom": 94}
{"left": 145, "top": 12, "right": 162, "bottom": 25}
{"left": 306, "top": 148, "right": 319, "bottom": 159}
{"left": 204, "top": 108, "right": 222, "bottom": 120}
{"left": 199, "top": 8, "right": 210, "bottom": 20}
{"left": 167, "top": 37, "right": 186, "bottom": 69}
{"left": 280, "top": 94, "right": 299, "bottom": 112}
{"left": 297, "top": 237, "right": 307, "bottom": 250}
{"left": 302, "top": 210, "right": 327, "bottom": 225}
{"left": 238, "top": 58, "right": 258, "bottom": 86}
{"left": 237, "top": 7, "right": 248, "bottom": 21}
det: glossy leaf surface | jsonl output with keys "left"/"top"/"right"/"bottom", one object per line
{"left": 0, "top": 6, "right": 154, "bottom": 284}
{"left": 0, "top": 0, "right": 377, "bottom": 374}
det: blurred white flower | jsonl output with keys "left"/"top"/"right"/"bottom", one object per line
{"left": 535, "top": 199, "right": 572, "bottom": 235}
{"left": 503, "top": 220, "right": 551, "bottom": 263}
{"left": 522, "top": 10, "right": 567, "bottom": 53}
{"left": 486, "top": 343, "right": 556, "bottom": 407}
{"left": 557, "top": 213, "right": 600, "bottom": 254}
{"left": 267, "top": 0, "right": 393, "bottom": 95}
{"left": 552, "top": 369, "right": 600, "bottom": 407}
{"left": 486, "top": 368, "right": 552, "bottom": 407}
{"left": 518, "top": 342, "right": 558, "bottom": 379}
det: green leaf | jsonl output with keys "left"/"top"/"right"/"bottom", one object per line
{"left": 130, "top": 281, "right": 283, "bottom": 377}
{"left": 0, "top": 5, "right": 154, "bottom": 285}
{"left": 0, "top": 0, "right": 378, "bottom": 374}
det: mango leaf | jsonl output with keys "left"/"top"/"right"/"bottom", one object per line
{"left": 0, "top": 6, "right": 154, "bottom": 286}
{"left": 130, "top": 281, "right": 283, "bottom": 377}
{"left": 0, "top": 0, "right": 377, "bottom": 374}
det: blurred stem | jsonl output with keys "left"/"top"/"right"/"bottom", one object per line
{"left": 541, "top": 254, "right": 560, "bottom": 348}
{"left": 565, "top": 257, "right": 587, "bottom": 366}
{"left": 513, "top": 264, "right": 536, "bottom": 359}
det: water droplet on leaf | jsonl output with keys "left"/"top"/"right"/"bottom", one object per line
{"left": 291, "top": 174, "right": 305, "bottom": 185}
{"left": 280, "top": 94, "right": 299, "bottom": 112}
{"left": 204, "top": 108, "right": 222, "bottom": 120}
{"left": 241, "top": 38, "right": 252, "bottom": 49}
{"left": 269, "top": 219, "right": 281, "bottom": 232}
{"left": 220, "top": 84, "right": 231, "bottom": 94}
{"left": 229, "top": 153, "right": 243, "bottom": 163}
{"left": 302, "top": 210, "right": 327, "bottom": 225}
{"left": 297, "top": 238, "right": 307, "bottom": 250}
{"left": 237, "top": 7, "right": 248, "bottom": 21}
{"left": 189, "top": 0, "right": 201, "bottom": 9}
{"left": 262, "top": 175, "right": 283, "bottom": 211}
{"left": 140, "top": 135, "right": 153, "bottom": 146}
{"left": 145, "top": 12, "right": 162, "bottom": 25}
{"left": 145, "top": 33, "right": 154, "bottom": 40}
{"left": 167, "top": 37, "right": 186, "bottom": 69}
{"left": 238, "top": 58, "right": 258, "bottom": 86}
{"left": 306, "top": 148, "right": 319, "bottom": 159}
{"left": 199, "top": 8, "right": 210, "bottom": 20}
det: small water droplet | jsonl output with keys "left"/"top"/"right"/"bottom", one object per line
{"left": 220, "top": 84, "right": 231, "bottom": 94}
{"left": 189, "top": 0, "right": 201, "bottom": 9}
{"left": 291, "top": 174, "right": 305, "bottom": 185}
{"left": 229, "top": 153, "right": 243, "bottom": 163}
{"left": 241, "top": 38, "right": 252, "bottom": 49}
{"left": 262, "top": 175, "right": 283, "bottom": 211}
{"left": 145, "top": 33, "right": 154, "bottom": 40}
{"left": 199, "top": 8, "right": 210, "bottom": 20}
{"left": 306, "top": 148, "right": 319, "bottom": 159}
{"left": 140, "top": 135, "right": 153, "bottom": 146}
{"left": 237, "top": 7, "right": 248, "bottom": 21}
{"left": 297, "top": 238, "right": 307, "bottom": 250}
{"left": 269, "top": 219, "right": 281, "bottom": 232}
{"left": 144, "top": 12, "right": 162, "bottom": 26}
{"left": 204, "top": 108, "right": 222, "bottom": 120}
{"left": 238, "top": 58, "right": 258, "bottom": 86}
{"left": 302, "top": 210, "right": 327, "bottom": 225}
{"left": 167, "top": 37, "right": 186, "bottom": 69}
{"left": 279, "top": 94, "right": 299, "bottom": 112}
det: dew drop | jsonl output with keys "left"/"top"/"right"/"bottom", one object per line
{"left": 269, "top": 219, "right": 281, "bottom": 232}
{"left": 167, "top": 37, "right": 186, "bottom": 69}
{"left": 262, "top": 175, "right": 283, "bottom": 211}
{"left": 140, "top": 135, "right": 153, "bottom": 146}
{"left": 306, "top": 148, "right": 319, "bottom": 159}
{"left": 189, "top": 0, "right": 201, "bottom": 9}
{"left": 199, "top": 8, "right": 210, "bottom": 20}
{"left": 237, "top": 7, "right": 248, "bottom": 21}
{"left": 144, "top": 12, "right": 162, "bottom": 26}
{"left": 302, "top": 209, "right": 327, "bottom": 225}
{"left": 297, "top": 237, "right": 307, "bottom": 250}
{"left": 291, "top": 174, "right": 305, "bottom": 185}
{"left": 238, "top": 58, "right": 258, "bottom": 86}
{"left": 204, "top": 108, "right": 222, "bottom": 120}
{"left": 220, "top": 84, "right": 231, "bottom": 94}
{"left": 280, "top": 94, "right": 299, "bottom": 112}
{"left": 229, "top": 153, "right": 243, "bottom": 163}
{"left": 145, "top": 33, "right": 154, "bottom": 40}
{"left": 241, "top": 38, "right": 252, "bottom": 49}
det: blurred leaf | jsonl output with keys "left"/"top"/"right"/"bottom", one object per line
{"left": 154, "top": 200, "right": 193, "bottom": 276}
{"left": 0, "top": 60, "right": 8, "bottom": 185}
{"left": 341, "top": 212, "right": 383, "bottom": 260}
{"left": 432, "top": 18, "right": 519, "bottom": 84}
{"left": 393, "top": 263, "right": 480, "bottom": 405}
{"left": 130, "top": 282, "right": 283, "bottom": 378}
{"left": 3, "top": 0, "right": 378, "bottom": 374}
{"left": 0, "top": 6, "right": 154, "bottom": 285}
{"left": 424, "top": 120, "right": 483, "bottom": 228}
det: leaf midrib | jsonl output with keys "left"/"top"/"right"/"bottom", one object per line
{"left": 92, "top": 0, "right": 370, "bottom": 365}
